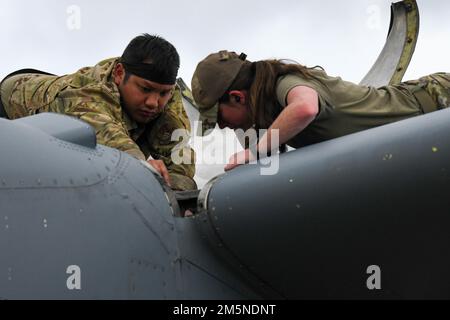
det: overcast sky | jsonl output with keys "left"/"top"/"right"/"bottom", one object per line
{"left": 1, "top": 0, "right": 449, "bottom": 185}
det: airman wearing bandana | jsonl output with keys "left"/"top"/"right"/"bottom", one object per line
{"left": 0, "top": 34, "right": 196, "bottom": 191}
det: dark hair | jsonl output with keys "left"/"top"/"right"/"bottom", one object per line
{"left": 120, "top": 33, "right": 180, "bottom": 83}
{"left": 221, "top": 60, "right": 318, "bottom": 129}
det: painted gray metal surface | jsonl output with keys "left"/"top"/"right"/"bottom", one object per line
{"left": 0, "top": 114, "right": 260, "bottom": 299}
{"left": 14, "top": 113, "right": 97, "bottom": 149}
{"left": 197, "top": 108, "right": 450, "bottom": 299}
{"left": 0, "top": 115, "right": 176, "bottom": 298}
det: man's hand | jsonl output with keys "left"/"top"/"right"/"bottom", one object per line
{"left": 224, "top": 149, "right": 256, "bottom": 171}
{"left": 147, "top": 159, "right": 171, "bottom": 187}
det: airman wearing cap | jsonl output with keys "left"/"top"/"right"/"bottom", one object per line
{"left": 191, "top": 50, "right": 450, "bottom": 171}
{"left": 0, "top": 34, "right": 197, "bottom": 191}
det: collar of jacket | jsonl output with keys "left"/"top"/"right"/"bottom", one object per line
{"left": 122, "top": 109, "right": 142, "bottom": 133}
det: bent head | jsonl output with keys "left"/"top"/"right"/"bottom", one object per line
{"left": 115, "top": 34, "right": 180, "bottom": 124}
{"left": 217, "top": 90, "right": 253, "bottom": 130}
{"left": 193, "top": 51, "right": 316, "bottom": 133}
{"left": 114, "top": 64, "right": 175, "bottom": 124}
{"left": 191, "top": 50, "right": 254, "bottom": 135}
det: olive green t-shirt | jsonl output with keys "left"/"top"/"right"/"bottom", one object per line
{"left": 275, "top": 69, "right": 422, "bottom": 148}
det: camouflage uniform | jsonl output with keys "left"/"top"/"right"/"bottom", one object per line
{"left": 402, "top": 73, "right": 450, "bottom": 109}
{"left": 0, "top": 58, "right": 196, "bottom": 190}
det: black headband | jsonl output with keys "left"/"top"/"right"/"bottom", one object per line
{"left": 121, "top": 61, "right": 177, "bottom": 85}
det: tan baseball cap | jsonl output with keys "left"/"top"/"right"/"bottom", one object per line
{"left": 191, "top": 50, "right": 247, "bottom": 136}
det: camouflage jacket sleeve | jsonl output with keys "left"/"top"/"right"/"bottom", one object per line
{"left": 66, "top": 102, "right": 146, "bottom": 160}
{"left": 145, "top": 87, "right": 197, "bottom": 191}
